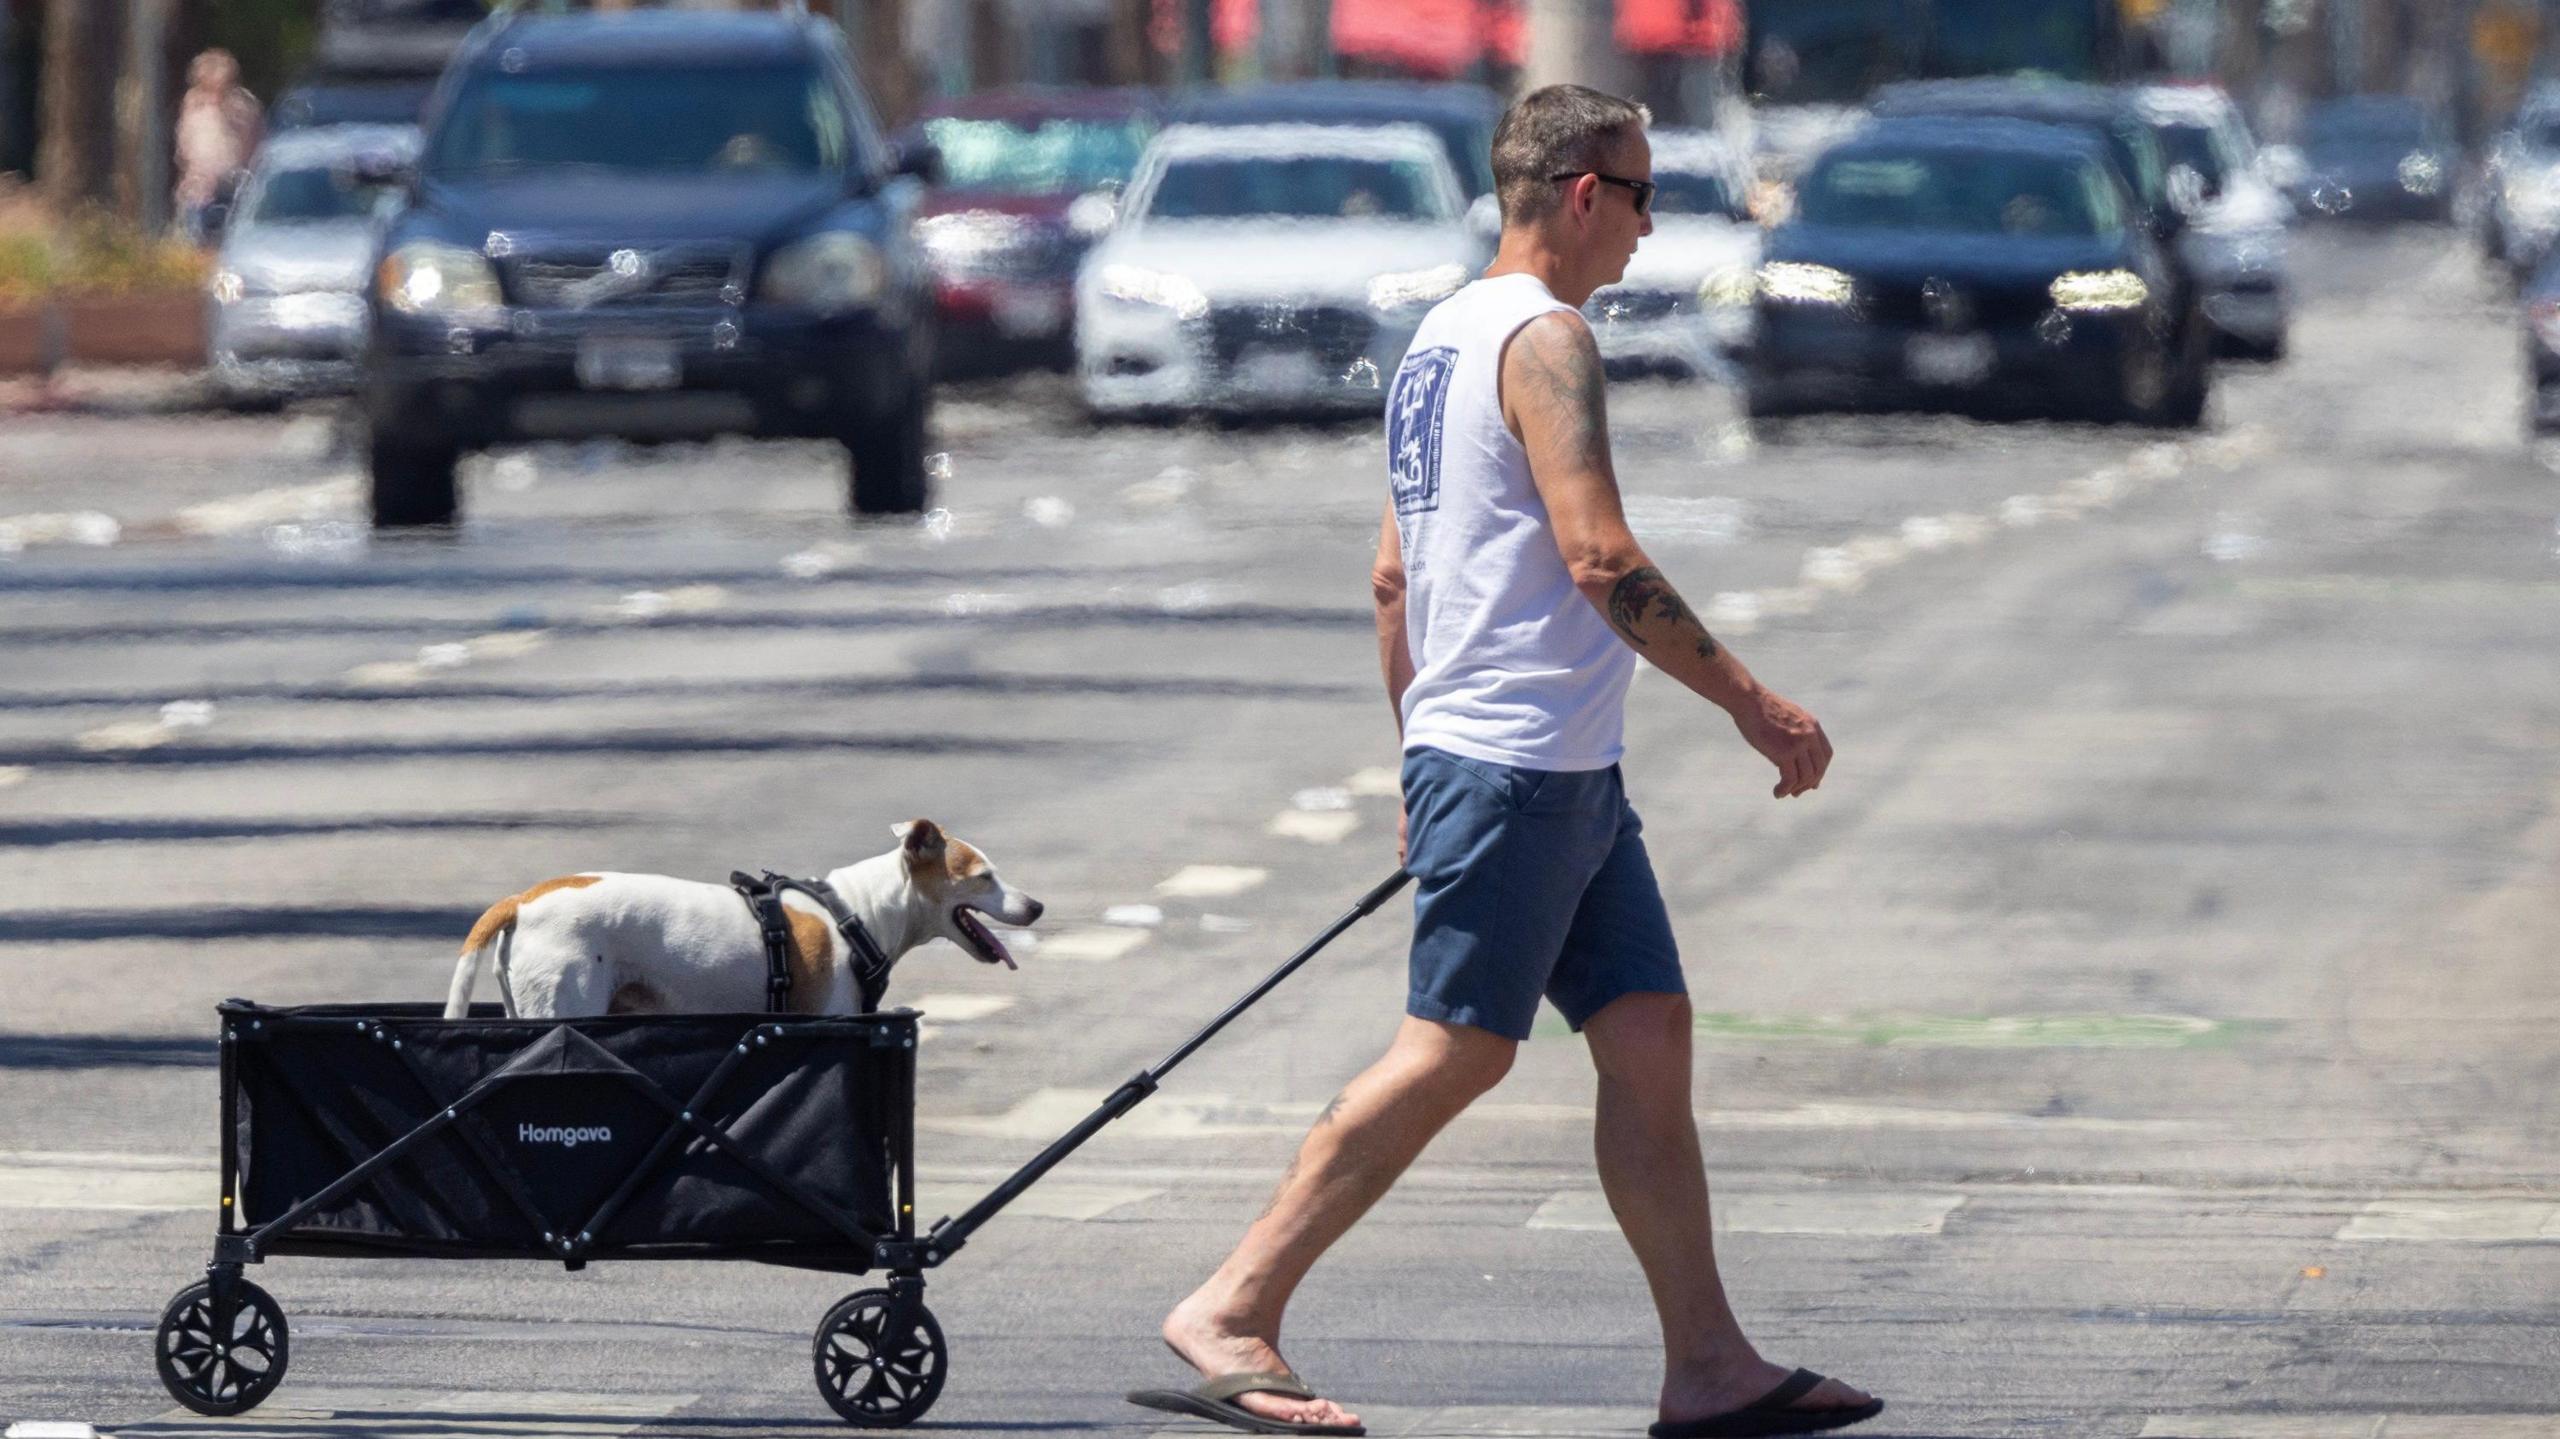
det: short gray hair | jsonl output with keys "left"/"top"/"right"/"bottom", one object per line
{"left": 1491, "top": 84, "right": 1651, "bottom": 225}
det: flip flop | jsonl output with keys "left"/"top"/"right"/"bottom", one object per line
{"left": 1127, "top": 1369, "right": 1367, "bottom": 1436}
{"left": 1646, "top": 1368, "right": 1885, "bottom": 1438}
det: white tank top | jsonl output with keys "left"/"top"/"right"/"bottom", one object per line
{"left": 1386, "top": 273, "right": 1636, "bottom": 772}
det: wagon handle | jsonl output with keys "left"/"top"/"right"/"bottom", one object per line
{"left": 919, "top": 869, "right": 1412, "bottom": 1263}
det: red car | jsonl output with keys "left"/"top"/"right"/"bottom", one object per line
{"left": 905, "top": 87, "right": 1159, "bottom": 375}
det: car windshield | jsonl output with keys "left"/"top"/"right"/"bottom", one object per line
{"left": 246, "top": 163, "right": 399, "bottom": 224}
{"left": 2154, "top": 121, "right": 2237, "bottom": 188}
{"left": 1799, "top": 150, "right": 2124, "bottom": 236}
{"left": 1143, "top": 154, "right": 1450, "bottom": 221}
{"left": 2307, "top": 107, "right": 2431, "bottom": 152}
{"left": 923, "top": 116, "right": 1148, "bottom": 195}
{"left": 2522, "top": 116, "right": 2560, "bottom": 151}
{"left": 427, "top": 64, "right": 851, "bottom": 175}
{"left": 1650, "top": 170, "right": 1740, "bottom": 217}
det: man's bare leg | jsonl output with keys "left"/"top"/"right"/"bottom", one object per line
{"left": 1161, "top": 1015, "right": 1518, "bottom": 1429}
{"left": 1583, "top": 992, "right": 1880, "bottom": 1425}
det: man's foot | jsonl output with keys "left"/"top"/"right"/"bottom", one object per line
{"left": 1660, "top": 1357, "right": 1878, "bottom": 1430}
{"left": 1161, "top": 1288, "right": 1362, "bottom": 1430}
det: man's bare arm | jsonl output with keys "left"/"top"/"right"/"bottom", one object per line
{"left": 1372, "top": 500, "right": 1415, "bottom": 736}
{"left": 1503, "top": 311, "right": 1832, "bottom": 797}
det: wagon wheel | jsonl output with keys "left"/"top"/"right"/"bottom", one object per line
{"left": 155, "top": 1277, "right": 290, "bottom": 1416}
{"left": 813, "top": 1288, "right": 946, "bottom": 1427}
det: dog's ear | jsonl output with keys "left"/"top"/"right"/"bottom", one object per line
{"left": 893, "top": 819, "right": 946, "bottom": 865}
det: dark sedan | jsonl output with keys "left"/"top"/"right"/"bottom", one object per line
{"left": 2521, "top": 249, "right": 2560, "bottom": 433}
{"left": 1871, "top": 78, "right": 2213, "bottom": 425}
{"left": 906, "top": 88, "right": 1156, "bottom": 375}
{"left": 2288, "top": 96, "right": 2458, "bottom": 223}
{"left": 1746, "top": 118, "right": 2197, "bottom": 427}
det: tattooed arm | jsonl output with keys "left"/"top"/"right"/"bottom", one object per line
{"left": 1501, "top": 310, "right": 1833, "bottom": 797}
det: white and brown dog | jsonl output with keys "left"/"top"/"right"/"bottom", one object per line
{"left": 443, "top": 820, "right": 1042, "bottom": 1019}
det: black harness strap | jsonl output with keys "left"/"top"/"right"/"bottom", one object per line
{"left": 729, "top": 870, "right": 894, "bottom": 1015}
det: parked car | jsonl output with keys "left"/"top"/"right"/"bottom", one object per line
{"left": 1581, "top": 129, "right": 1760, "bottom": 378}
{"left": 2480, "top": 87, "right": 2560, "bottom": 276}
{"left": 1174, "top": 80, "right": 1503, "bottom": 246}
{"left": 1871, "top": 78, "right": 2212, "bottom": 424}
{"left": 1075, "top": 122, "right": 1474, "bottom": 420}
{"left": 207, "top": 124, "right": 419, "bottom": 406}
{"left": 361, "top": 6, "right": 940, "bottom": 526}
{"left": 2520, "top": 249, "right": 2560, "bottom": 434}
{"left": 2134, "top": 84, "right": 2293, "bottom": 361}
{"left": 906, "top": 87, "right": 1156, "bottom": 375}
{"left": 1745, "top": 116, "right": 2196, "bottom": 427}
{"left": 2285, "top": 95, "right": 2458, "bottom": 223}
{"left": 272, "top": 73, "right": 440, "bottom": 131}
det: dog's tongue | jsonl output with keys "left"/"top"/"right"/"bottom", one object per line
{"left": 962, "top": 910, "right": 1016, "bottom": 970}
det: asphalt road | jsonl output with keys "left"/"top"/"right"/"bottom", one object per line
{"left": 1, "top": 225, "right": 2555, "bottom": 1439}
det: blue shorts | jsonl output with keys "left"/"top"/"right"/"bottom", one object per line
{"left": 1400, "top": 746, "right": 1685, "bottom": 1042}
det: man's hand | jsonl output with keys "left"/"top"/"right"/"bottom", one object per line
{"left": 1733, "top": 689, "right": 1833, "bottom": 798}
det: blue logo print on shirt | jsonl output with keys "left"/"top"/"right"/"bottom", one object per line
{"left": 1387, "top": 346, "right": 1457, "bottom": 520}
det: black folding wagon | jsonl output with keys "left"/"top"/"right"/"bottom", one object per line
{"left": 154, "top": 871, "right": 1410, "bottom": 1427}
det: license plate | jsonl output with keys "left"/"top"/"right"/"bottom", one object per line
{"left": 1905, "top": 333, "right": 1995, "bottom": 387}
{"left": 575, "top": 337, "right": 681, "bottom": 391}
{"left": 991, "top": 289, "right": 1065, "bottom": 339}
{"left": 1235, "top": 347, "right": 1321, "bottom": 391}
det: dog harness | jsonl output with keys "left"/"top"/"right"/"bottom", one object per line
{"left": 728, "top": 871, "right": 895, "bottom": 1015}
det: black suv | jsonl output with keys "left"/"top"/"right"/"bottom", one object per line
{"left": 363, "top": 7, "right": 939, "bottom": 525}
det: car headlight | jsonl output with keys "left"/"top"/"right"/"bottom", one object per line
{"left": 2049, "top": 269, "right": 2149, "bottom": 312}
{"left": 209, "top": 270, "right": 250, "bottom": 305}
{"left": 760, "top": 233, "right": 886, "bottom": 315}
{"left": 1698, "top": 265, "right": 1759, "bottom": 308}
{"left": 1367, "top": 262, "right": 1469, "bottom": 313}
{"left": 376, "top": 241, "right": 502, "bottom": 317}
{"left": 1096, "top": 263, "right": 1208, "bottom": 320}
{"left": 1757, "top": 261, "right": 1853, "bottom": 306}
{"left": 2398, "top": 152, "right": 2444, "bottom": 195}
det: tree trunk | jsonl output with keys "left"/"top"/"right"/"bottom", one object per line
{"left": 37, "top": 0, "right": 120, "bottom": 213}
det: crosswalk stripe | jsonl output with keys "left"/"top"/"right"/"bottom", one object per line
{"left": 1528, "top": 1187, "right": 1965, "bottom": 1237}
{"left": 2334, "top": 1200, "right": 2560, "bottom": 1242}
{"left": 119, "top": 1389, "right": 689, "bottom": 1438}
{"left": 2140, "top": 1418, "right": 2560, "bottom": 1437}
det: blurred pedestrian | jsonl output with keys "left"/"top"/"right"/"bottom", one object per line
{"left": 175, "top": 49, "right": 263, "bottom": 245}
{"left": 1129, "top": 86, "right": 1882, "bottom": 1439}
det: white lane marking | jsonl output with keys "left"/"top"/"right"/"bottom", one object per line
{"left": 71, "top": 697, "right": 213, "bottom": 753}
{"left": 919, "top": 1179, "right": 1158, "bottom": 1223}
{"left": 593, "top": 584, "right": 726, "bottom": 624}
{"left": 1103, "top": 903, "right": 1165, "bottom": 928}
{"left": 1344, "top": 765, "right": 1402, "bottom": 798}
{"left": 172, "top": 477, "right": 359, "bottom": 538}
{"left": 923, "top": 1090, "right": 2194, "bottom": 1142}
{"left": 1156, "top": 864, "right": 1269, "bottom": 899}
{"left": 0, "top": 510, "right": 120, "bottom": 552}
{"left": 1292, "top": 785, "right": 1353, "bottom": 811}
{"left": 1149, "top": 1408, "right": 1655, "bottom": 1439}
{"left": 1268, "top": 809, "right": 1360, "bottom": 844}
{"left": 2139, "top": 1420, "right": 2387, "bottom": 1438}
{"left": 0, "top": 765, "right": 28, "bottom": 789}
{"left": 1528, "top": 1187, "right": 1965, "bottom": 1236}
{"left": 0, "top": 1151, "right": 213, "bottom": 1211}
{"left": 1033, "top": 928, "right": 1149, "bottom": 962}
{"left": 343, "top": 628, "right": 551, "bottom": 687}
{"left": 907, "top": 993, "right": 1014, "bottom": 1022}
{"left": 2335, "top": 1200, "right": 2560, "bottom": 1242}
{"left": 125, "top": 1389, "right": 689, "bottom": 1437}
{"left": 7, "top": 1422, "right": 104, "bottom": 1439}
{"left": 781, "top": 539, "right": 867, "bottom": 579}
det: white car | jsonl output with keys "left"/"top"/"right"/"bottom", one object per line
{"left": 205, "top": 124, "right": 419, "bottom": 403}
{"left": 2136, "top": 85, "right": 2293, "bottom": 361}
{"left": 1582, "top": 129, "right": 1760, "bottom": 379}
{"left": 1075, "top": 122, "right": 1476, "bottom": 418}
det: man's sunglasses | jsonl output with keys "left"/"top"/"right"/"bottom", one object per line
{"left": 1550, "top": 170, "right": 1655, "bottom": 216}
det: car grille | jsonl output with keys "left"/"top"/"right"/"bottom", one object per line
{"left": 505, "top": 246, "right": 747, "bottom": 309}
{"left": 1587, "top": 288, "right": 1686, "bottom": 323}
{"left": 1858, "top": 276, "right": 2056, "bottom": 331}
{"left": 1206, "top": 302, "right": 1374, "bottom": 371}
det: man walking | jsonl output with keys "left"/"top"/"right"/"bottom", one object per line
{"left": 1129, "top": 86, "right": 1884, "bottom": 1439}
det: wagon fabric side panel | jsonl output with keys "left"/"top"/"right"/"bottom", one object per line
{"left": 228, "top": 1004, "right": 907, "bottom": 1268}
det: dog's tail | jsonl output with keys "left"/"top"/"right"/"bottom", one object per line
{"left": 445, "top": 900, "right": 518, "bottom": 1019}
